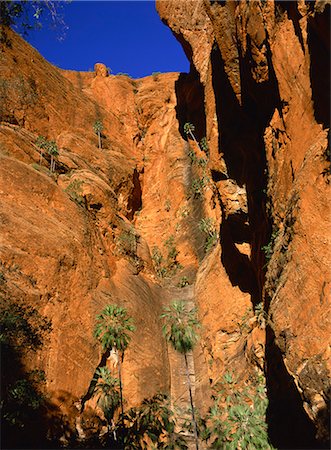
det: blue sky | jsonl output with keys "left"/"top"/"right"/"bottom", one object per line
{"left": 21, "top": 1, "right": 189, "bottom": 78}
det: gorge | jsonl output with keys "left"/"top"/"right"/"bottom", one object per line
{"left": 0, "top": 1, "right": 330, "bottom": 449}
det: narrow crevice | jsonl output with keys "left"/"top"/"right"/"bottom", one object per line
{"left": 265, "top": 326, "right": 328, "bottom": 449}
{"left": 175, "top": 71, "right": 208, "bottom": 261}
{"left": 126, "top": 168, "right": 142, "bottom": 221}
{"left": 275, "top": 1, "right": 305, "bottom": 54}
{"left": 307, "top": 3, "right": 330, "bottom": 155}
{"left": 175, "top": 71, "right": 207, "bottom": 142}
{"left": 211, "top": 43, "right": 268, "bottom": 304}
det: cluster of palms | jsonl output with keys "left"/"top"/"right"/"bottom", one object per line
{"left": 93, "top": 300, "right": 200, "bottom": 449}
{"left": 35, "top": 136, "right": 59, "bottom": 172}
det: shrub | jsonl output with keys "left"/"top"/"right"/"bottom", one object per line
{"left": 198, "top": 218, "right": 218, "bottom": 252}
{"left": 121, "top": 393, "right": 187, "bottom": 449}
{"left": 200, "top": 137, "right": 209, "bottom": 155}
{"left": 261, "top": 229, "right": 278, "bottom": 265}
{"left": 151, "top": 238, "right": 182, "bottom": 279}
{"left": 64, "top": 179, "right": 84, "bottom": 206}
{"left": 190, "top": 176, "right": 210, "bottom": 199}
{"left": 178, "top": 276, "right": 190, "bottom": 288}
{"left": 205, "top": 372, "right": 274, "bottom": 449}
{"left": 35, "top": 136, "right": 59, "bottom": 171}
{"left": 116, "top": 227, "right": 138, "bottom": 258}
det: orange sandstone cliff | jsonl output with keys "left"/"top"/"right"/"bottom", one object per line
{"left": 0, "top": 0, "right": 330, "bottom": 448}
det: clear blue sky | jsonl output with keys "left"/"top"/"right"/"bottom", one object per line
{"left": 21, "top": 1, "right": 189, "bottom": 78}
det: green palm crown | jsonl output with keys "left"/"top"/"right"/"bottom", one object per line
{"left": 94, "top": 304, "right": 136, "bottom": 352}
{"left": 161, "top": 300, "right": 200, "bottom": 354}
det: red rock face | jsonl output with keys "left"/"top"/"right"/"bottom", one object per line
{"left": 157, "top": 0, "right": 330, "bottom": 447}
{"left": 0, "top": 26, "right": 216, "bottom": 447}
{"left": 0, "top": 0, "right": 330, "bottom": 446}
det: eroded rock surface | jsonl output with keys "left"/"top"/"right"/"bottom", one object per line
{"left": 1, "top": 0, "right": 330, "bottom": 446}
{"left": 157, "top": 0, "right": 330, "bottom": 447}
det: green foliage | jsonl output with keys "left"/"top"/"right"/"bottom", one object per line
{"left": 92, "top": 367, "right": 120, "bottom": 423}
{"left": 198, "top": 217, "right": 218, "bottom": 252}
{"left": 94, "top": 304, "right": 135, "bottom": 353}
{"left": 165, "top": 235, "right": 178, "bottom": 261}
{"left": 177, "top": 276, "right": 190, "bottom": 288}
{"left": 64, "top": 179, "right": 84, "bottom": 206}
{"left": 151, "top": 238, "right": 182, "bottom": 279}
{"left": 121, "top": 393, "right": 188, "bottom": 449}
{"left": 184, "top": 122, "right": 195, "bottom": 136}
{"left": 187, "top": 147, "right": 197, "bottom": 164}
{"left": 200, "top": 137, "right": 209, "bottom": 155}
{"left": 190, "top": 176, "right": 208, "bottom": 198}
{"left": 205, "top": 372, "right": 274, "bottom": 450}
{"left": 3, "top": 370, "right": 46, "bottom": 427}
{"left": 35, "top": 136, "right": 59, "bottom": 171}
{"left": 1, "top": 297, "right": 51, "bottom": 435}
{"left": 161, "top": 300, "right": 200, "bottom": 354}
{"left": 262, "top": 230, "right": 278, "bottom": 264}
{"left": 93, "top": 119, "right": 104, "bottom": 134}
{"left": 93, "top": 119, "right": 104, "bottom": 149}
{"left": 0, "top": 298, "right": 52, "bottom": 350}
{"left": 0, "top": 1, "right": 67, "bottom": 41}
{"left": 116, "top": 227, "right": 143, "bottom": 272}
{"left": 254, "top": 303, "right": 268, "bottom": 328}
{"left": 116, "top": 227, "right": 138, "bottom": 258}
{"left": 197, "top": 157, "right": 208, "bottom": 168}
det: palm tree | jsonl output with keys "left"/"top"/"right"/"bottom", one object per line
{"left": 94, "top": 304, "right": 135, "bottom": 421}
{"left": 93, "top": 119, "right": 104, "bottom": 149}
{"left": 161, "top": 300, "right": 200, "bottom": 450}
{"left": 35, "top": 135, "right": 47, "bottom": 165}
{"left": 184, "top": 122, "right": 198, "bottom": 146}
{"left": 92, "top": 366, "right": 120, "bottom": 441}
{"left": 47, "top": 141, "right": 59, "bottom": 172}
{"left": 121, "top": 393, "right": 188, "bottom": 449}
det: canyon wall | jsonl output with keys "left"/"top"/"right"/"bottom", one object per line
{"left": 0, "top": 0, "right": 330, "bottom": 447}
{"left": 157, "top": 0, "right": 330, "bottom": 448}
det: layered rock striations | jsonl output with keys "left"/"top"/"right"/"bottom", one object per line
{"left": 157, "top": 0, "right": 330, "bottom": 447}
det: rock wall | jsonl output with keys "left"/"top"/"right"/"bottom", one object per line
{"left": 0, "top": 0, "right": 330, "bottom": 446}
{"left": 157, "top": 0, "right": 330, "bottom": 447}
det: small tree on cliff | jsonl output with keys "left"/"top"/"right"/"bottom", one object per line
{"left": 92, "top": 366, "right": 121, "bottom": 441}
{"left": 184, "top": 122, "right": 198, "bottom": 146}
{"left": 93, "top": 119, "right": 104, "bottom": 149}
{"left": 47, "top": 140, "right": 59, "bottom": 172}
{"left": 94, "top": 305, "right": 135, "bottom": 421}
{"left": 161, "top": 300, "right": 200, "bottom": 450}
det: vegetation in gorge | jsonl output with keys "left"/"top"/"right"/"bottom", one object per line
{"left": 161, "top": 300, "right": 201, "bottom": 450}
{"left": 93, "top": 119, "right": 104, "bottom": 149}
{"left": 115, "top": 226, "right": 144, "bottom": 273}
{"left": 198, "top": 217, "right": 219, "bottom": 252}
{"left": 92, "top": 306, "right": 189, "bottom": 449}
{"left": 35, "top": 136, "right": 59, "bottom": 172}
{"left": 0, "top": 296, "right": 51, "bottom": 447}
{"left": 121, "top": 393, "right": 188, "bottom": 449}
{"left": 262, "top": 229, "right": 279, "bottom": 265}
{"left": 94, "top": 304, "right": 135, "bottom": 421}
{"left": 151, "top": 235, "right": 182, "bottom": 279}
{"left": 205, "top": 372, "right": 274, "bottom": 450}
{"left": 64, "top": 179, "right": 84, "bottom": 206}
{"left": 184, "top": 122, "right": 210, "bottom": 200}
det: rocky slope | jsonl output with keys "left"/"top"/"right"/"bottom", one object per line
{"left": 157, "top": 0, "right": 330, "bottom": 448}
{"left": 0, "top": 0, "right": 330, "bottom": 447}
